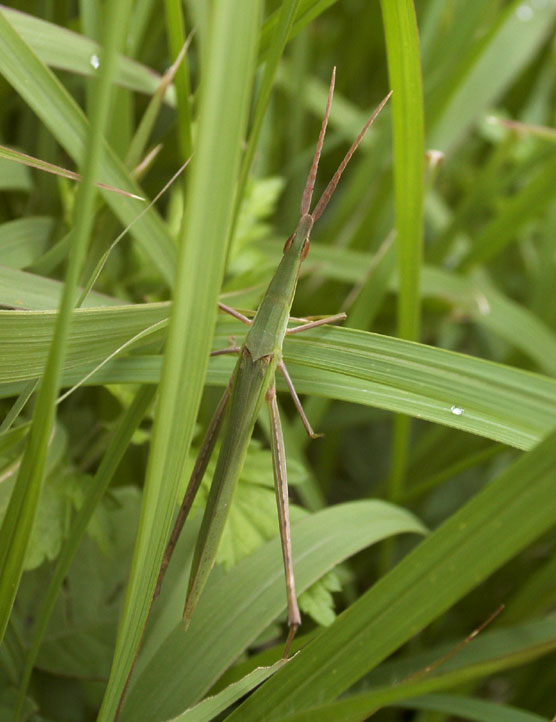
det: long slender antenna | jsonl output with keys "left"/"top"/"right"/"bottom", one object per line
{"left": 311, "top": 89, "right": 392, "bottom": 222}
{"left": 300, "top": 67, "right": 336, "bottom": 216}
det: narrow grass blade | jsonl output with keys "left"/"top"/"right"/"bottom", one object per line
{"left": 231, "top": 0, "right": 301, "bottom": 234}
{"left": 0, "top": 0, "right": 132, "bottom": 643}
{"left": 268, "top": 616, "right": 556, "bottom": 719}
{"left": 2, "top": 313, "right": 554, "bottom": 451}
{"left": 379, "top": 0, "right": 424, "bottom": 342}
{"left": 428, "top": 0, "right": 556, "bottom": 153}
{"left": 1, "top": 6, "right": 175, "bottom": 102}
{"left": 167, "top": 662, "right": 286, "bottom": 722}
{"left": 96, "top": 5, "right": 262, "bottom": 719}
{"left": 163, "top": 0, "right": 193, "bottom": 160}
{"left": 0, "top": 144, "right": 143, "bottom": 198}
{"left": 0, "top": 8, "right": 177, "bottom": 284}
{"left": 379, "top": 0, "right": 425, "bottom": 503}
{"left": 225, "top": 429, "right": 556, "bottom": 720}
{"left": 13, "top": 386, "right": 156, "bottom": 721}
{"left": 120, "top": 500, "right": 425, "bottom": 721}
{"left": 261, "top": 239, "right": 556, "bottom": 376}
{"left": 398, "top": 694, "right": 549, "bottom": 722}
{"left": 258, "top": 0, "right": 338, "bottom": 62}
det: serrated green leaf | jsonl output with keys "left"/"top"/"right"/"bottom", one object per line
{"left": 298, "top": 569, "right": 341, "bottom": 627}
{"left": 0, "top": 424, "right": 67, "bottom": 570}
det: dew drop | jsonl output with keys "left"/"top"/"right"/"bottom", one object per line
{"left": 90, "top": 53, "right": 100, "bottom": 70}
{"left": 516, "top": 3, "right": 534, "bottom": 20}
{"left": 450, "top": 405, "right": 464, "bottom": 416}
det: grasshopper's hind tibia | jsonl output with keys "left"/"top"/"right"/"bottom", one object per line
{"left": 266, "top": 383, "right": 301, "bottom": 658}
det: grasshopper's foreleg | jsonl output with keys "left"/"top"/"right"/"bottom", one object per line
{"left": 212, "top": 304, "right": 252, "bottom": 356}
{"left": 153, "top": 382, "right": 232, "bottom": 599}
{"left": 266, "top": 383, "right": 301, "bottom": 659}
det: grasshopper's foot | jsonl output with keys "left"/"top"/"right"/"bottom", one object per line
{"left": 282, "top": 622, "right": 300, "bottom": 660}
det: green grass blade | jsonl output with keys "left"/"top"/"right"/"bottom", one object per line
{"left": 2, "top": 312, "right": 554, "bottom": 450}
{"left": 0, "top": 0, "right": 132, "bottom": 643}
{"left": 258, "top": 0, "right": 338, "bottom": 61}
{"left": 399, "top": 694, "right": 549, "bottom": 722}
{"left": 1, "top": 6, "right": 174, "bottom": 102}
{"left": 231, "top": 0, "right": 301, "bottom": 234}
{"left": 13, "top": 385, "right": 156, "bottom": 721}
{"left": 0, "top": 266, "right": 123, "bottom": 309}
{"left": 269, "top": 616, "right": 556, "bottom": 719}
{"left": 120, "top": 500, "right": 425, "bottom": 721}
{"left": 6, "top": 237, "right": 556, "bottom": 378}
{"left": 460, "top": 152, "right": 556, "bottom": 270}
{"left": 0, "top": 217, "right": 53, "bottom": 269}
{"left": 96, "top": 4, "right": 262, "bottom": 719}
{"left": 428, "top": 0, "right": 556, "bottom": 153}
{"left": 261, "top": 240, "right": 556, "bottom": 376}
{"left": 0, "top": 303, "right": 169, "bottom": 384}
{"left": 225, "top": 428, "right": 556, "bottom": 720}
{"left": 379, "top": 0, "right": 424, "bottom": 343}
{"left": 163, "top": 0, "right": 193, "bottom": 160}
{"left": 280, "top": 325, "right": 556, "bottom": 449}
{"left": 379, "top": 0, "right": 425, "bottom": 504}
{"left": 0, "top": 7, "right": 177, "bottom": 285}
{"left": 167, "top": 662, "right": 286, "bottom": 722}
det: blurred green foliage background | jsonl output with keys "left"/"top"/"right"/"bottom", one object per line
{"left": 0, "top": 1, "right": 556, "bottom": 720}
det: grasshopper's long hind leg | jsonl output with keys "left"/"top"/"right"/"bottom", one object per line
{"left": 154, "top": 382, "right": 232, "bottom": 599}
{"left": 266, "top": 383, "right": 301, "bottom": 658}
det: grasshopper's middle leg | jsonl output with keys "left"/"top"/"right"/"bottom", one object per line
{"left": 281, "top": 311, "right": 346, "bottom": 438}
{"left": 266, "top": 383, "right": 301, "bottom": 658}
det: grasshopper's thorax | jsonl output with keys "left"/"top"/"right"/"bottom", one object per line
{"left": 244, "top": 214, "right": 313, "bottom": 362}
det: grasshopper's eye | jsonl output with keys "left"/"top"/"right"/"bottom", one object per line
{"left": 283, "top": 233, "right": 295, "bottom": 254}
{"left": 301, "top": 239, "right": 310, "bottom": 260}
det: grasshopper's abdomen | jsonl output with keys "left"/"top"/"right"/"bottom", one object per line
{"left": 184, "top": 348, "right": 273, "bottom": 623}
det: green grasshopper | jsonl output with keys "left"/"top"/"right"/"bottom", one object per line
{"left": 155, "top": 69, "right": 391, "bottom": 656}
